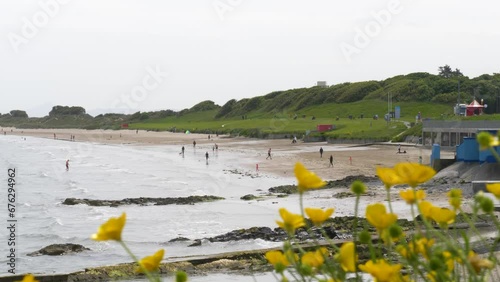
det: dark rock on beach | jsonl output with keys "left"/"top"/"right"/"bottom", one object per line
{"left": 183, "top": 216, "right": 414, "bottom": 247}
{"left": 188, "top": 239, "right": 202, "bottom": 247}
{"left": 169, "top": 237, "right": 191, "bottom": 242}
{"left": 62, "top": 195, "right": 225, "bottom": 207}
{"left": 267, "top": 175, "right": 380, "bottom": 195}
{"left": 240, "top": 194, "right": 259, "bottom": 200}
{"left": 326, "top": 175, "right": 380, "bottom": 188}
{"left": 27, "top": 243, "right": 90, "bottom": 257}
{"left": 187, "top": 225, "right": 342, "bottom": 247}
{"left": 268, "top": 185, "right": 298, "bottom": 194}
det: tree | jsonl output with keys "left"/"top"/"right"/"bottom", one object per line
{"left": 453, "top": 68, "right": 463, "bottom": 77}
{"left": 49, "top": 105, "right": 86, "bottom": 116}
{"left": 9, "top": 110, "right": 28, "bottom": 118}
{"left": 438, "top": 65, "right": 453, "bottom": 78}
{"left": 438, "top": 65, "right": 464, "bottom": 78}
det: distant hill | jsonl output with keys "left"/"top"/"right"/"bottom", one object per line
{"left": 214, "top": 72, "right": 500, "bottom": 118}
{"left": 1, "top": 71, "right": 499, "bottom": 136}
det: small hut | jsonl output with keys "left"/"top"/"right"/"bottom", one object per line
{"left": 466, "top": 100, "right": 484, "bottom": 116}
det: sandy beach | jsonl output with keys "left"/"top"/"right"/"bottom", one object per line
{"left": 2, "top": 126, "right": 464, "bottom": 220}
{"left": 2, "top": 127, "right": 454, "bottom": 181}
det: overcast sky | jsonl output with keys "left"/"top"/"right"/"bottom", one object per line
{"left": 1, "top": 0, "right": 499, "bottom": 117}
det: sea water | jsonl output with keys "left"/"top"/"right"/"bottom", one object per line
{"left": 0, "top": 135, "right": 292, "bottom": 277}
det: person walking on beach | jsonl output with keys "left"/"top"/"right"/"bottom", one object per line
{"left": 66, "top": 160, "right": 69, "bottom": 171}
{"left": 319, "top": 147, "right": 324, "bottom": 158}
{"left": 266, "top": 148, "right": 272, "bottom": 160}
{"left": 329, "top": 155, "right": 333, "bottom": 167}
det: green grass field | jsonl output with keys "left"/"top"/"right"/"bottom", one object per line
{"left": 127, "top": 101, "right": 453, "bottom": 140}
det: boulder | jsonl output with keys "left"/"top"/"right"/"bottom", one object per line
{"left": 27, "top": 243, "right": 90, "bottom": 256}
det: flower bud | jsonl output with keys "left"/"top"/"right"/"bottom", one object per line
{"left": 480, "top": 197, "right": 494, "bottom": 213}
{"left": 351, "top": 180, "right": 367, "bottom": 195}
{"left": 389, "top": 224, "right": 403, "bottom": 239}
{"left": 358, "top": 230, "right": 371, "bottom": 244}
{"left": 176, "top": 271, "right": 188, "bottom": 282}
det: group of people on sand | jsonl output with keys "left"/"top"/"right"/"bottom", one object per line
{"left": 183, "top": 140, "right": 219, "bottom": 164}
{"left": 266, "top": 145, "right": 335, "bottom": 168}
{"left": 319, "top": 147, "right": 334, "bottom": 167}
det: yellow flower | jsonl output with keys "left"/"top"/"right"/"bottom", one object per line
{"left": 337, "top": 242, "right": 357, "bottom": 272}
{"left": 427, "top": 271, "right": 438, "bottom": 282}
{"left": 276, "top": 208, "right": 305, "bottom": 234}
{"left": 359, "top": 259, "right": 402, "bottom": 282}
{"left": 477, "top": 131, "right": 500, "bottom": 150}
{"left": 447, "top": 188, "right": 462, "bottom": 210}
{"left": 468, "top": 251, "right": 494, "bottom": 273}
{"left": 91, "top": 213, "right": 126, "bottom": 241}
{"left": 399, "top": 189, "right": 425, "bottom": 204}
{"left": 265, "top": 250, "right": 290, "bottom": 268}
{"left": 417, "top": 238, "right": 434, "bottom": 258}
{"left": 396, "top": 244, "right": 410, "bottom": 259}
{"left": 418, "top": 201, "right": 434, "bottom": 219}
{"left": 394, "top": 163, "right": 436, "bottom": 188}
{"left": 486, "top": 183, "right": 500, "bottom": 198}
{"left": 442, "top": 251, "right": 455, "bottom": 273}
{"left": 366, "top": 203, "right": 397, "bottom": 231}
{"left": 376, "top": 167, "right": 402, "bottom": 189}
{"left": 301, "top": 248, "right": 326, "bottom": 268}
{"left": 136, "top": 249, "right": 165, "bottom": 273}
{"left": 294, "top": 162, "right": 327, "bottom": 192}
{"left": 430, "top": 206, "right": 455, "bottom": 225}
{"left": 305, "top": 207, "right": 334, "bottom": 226}
{"left": 16, "top": 274, "right": 38, "bottom": 282}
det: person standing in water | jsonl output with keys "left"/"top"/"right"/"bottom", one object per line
{"left": 66, "top": 160, "right": 70, "bottom": 171}
{"left": 205, "top": 152, "right": 209, "bottom": 164}
{"left": 181, "top": 146, "right": 185, "bottom": 157}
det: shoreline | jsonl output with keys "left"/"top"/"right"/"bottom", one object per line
{"left": 1, "top": 127, "right": 453, "bottom": 181}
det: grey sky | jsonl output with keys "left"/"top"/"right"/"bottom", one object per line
{"left": 1, "top": 0, "right": 499, "bottom": 117}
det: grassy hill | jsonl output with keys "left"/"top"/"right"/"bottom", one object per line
{"left": 2, "top": 71, "right": 500, "bottom": 141}
{"left": 127, "top": 100, "right": 451, "bottom": 140}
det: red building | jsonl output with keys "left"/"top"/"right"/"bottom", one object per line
{"left": 317, "top": 124, "right": 333, "bottom": 132}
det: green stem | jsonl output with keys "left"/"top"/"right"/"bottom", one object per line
{"left": 489, "top": 147, "right": 500, "bottom": 163}
{"left": 299, "top": 191, "right": 305, "bottom": 219}
{"left": 386, "top": 188, "right": 394, "bottom": 214}
{"left": 353, "top": 195, "right": 360, "bottom": 282}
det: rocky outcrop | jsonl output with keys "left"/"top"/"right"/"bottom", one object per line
{"left": 202, "top": 226, "right": 338, "bottom": 244}
{"left": 240, "top": 194, "right": 260, "bottom": 200}
{"left": 62, "top": 195, "right": 224, "bottom": 207}
{"left": 268, "top": 185, "right": 297, "bottom": 194}
{"left": 27, "top": 244, "right": 90, "bottom": 257}
{"left": 178, "top": 216, "right": 413, "bottom": 247}
{"left": 268, "top": 175, "right": 380, "bottom": 195}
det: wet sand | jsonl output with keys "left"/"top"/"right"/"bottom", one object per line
{"left": 2, "top": 127, "right": 454, "bottom": 181}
